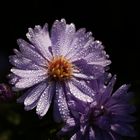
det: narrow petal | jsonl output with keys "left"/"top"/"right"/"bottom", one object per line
{"left": 11, "top": 48, "right": 42, "bottom": 70}
{"left": 69, "top": 40, "right": 108, "bottom": 64}
{"left": 67, "top": 81, "right": 93, "bottom": 102}
{"left": 24, "top": 99, "right": 38, "bottom": 111}
{"left": 68, "top": 98, "right": 86, "bottom": 115}
{"left": 73, "top": 73, "right": 94, "bottom": 80}
{"left": 24, "top": 82, "right": 46, "bottom": 106}
{"left": 9, "top": 55, "right": 40, "bottom": 70}
{"left": 11, "top": 68, "right": 47, "bottom": 78}
{"left": 100, "top": 75, "right": 117, "bottom": 104}
{"left": 51, "top": 19, "right": 66, "bottom": 56}
{"left": 17, "top": 91, "right": 29, "bottom": 103}
{"left": 87, "top": 73, "right": 112, "bottom": 93}
{"left": 97, "top": 73, "right": 112, "bottom": 93}
{"left": 68, "top": 38, "right": 94, "bottom": 62}
{"left": 111, "top": 123, "right": 136, "bottom": 137}
{"left": 83, "top": 41, "right": 111, "bottom": 65}
{"left": 58, "top": 118, "right": 77, "bottom": 136}
{"left": 15, "top": 76, "right": 47, "bottom": 89}
{"left": 8, "top": 74, "right": 19, "bottom": 85}
{"left": 109, "top": 131, "right": 123, "bottom": 140}
{"left": 112, "top": 84, "right": 133, "bottom": 102}
{"left": 17, "top": 39, "right": 47, "bottom": 66}
{"left": 62, "top": 24, "right": 76, "bottom": 56}
{"left": 70, "top": 131, "right": 83, "bottom": 140}
{"left": 70, "top": 134, "right": 77, "bottom": 140}
{"left": 66, "top": 29, "right": 93, "bottom": 59}
{"left": 54, "top": 83, "right": 70, "bottom": 122}
{"left": 53, "top": 98, "right": 62, "bottom": 123}
{"left": 108, "top": 104, "right": 136, "bottom": 114}
{"left": 36, "top": 83, "right": 55, "bottom": 117}
{"left": 111, "top": 114, "right": 136, "bottom": 123}
{"left": 72, "top": 78, "right": 96, "bottom": 98}
{"left": 73, "top": 59, "right": 105, "bottom": 79}
{"left": 89, "top": 59, "right": 111, "bottom": 67}
{"left": 26, "top": 24, "right": 52, "bottom": 60}
{"left": 89, "top": 127, "right": 95, "bottom": 140}
{"left": 51, "top": 19, "right": 76, "bottom": 56}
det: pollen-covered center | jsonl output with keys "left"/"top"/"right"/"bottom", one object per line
{"left": 48, "top": 56, "right": 73, "bottom": 81}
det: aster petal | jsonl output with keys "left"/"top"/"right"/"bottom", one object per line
{"left": 86, "top": 79, "right": 99, "bottom": 94}
{"left": 24, "top": 99, "right": 38, "bottom": 111}
{"left": 9, "top": 55, "right": 40, "bottom": 70}
{"left": 68, "top": 37, "right": 94, "bottom": 61}
{"left": 67, "top": 81, "right": 93, "bottom": 102}
{"left": 13, "top": 48, "right": 22, "bottom": 56}
{"left": 62, "top": 23, "right": 76, "bottom": 56}
{"left": 11, "top": 68, "right": 47, "bottom": 78}
{"left": 108, "top": 104, "right": 136, "bottom": 114}
{"left": 89, "top": 127, "right": 95, "bottom": 140}
{"left": 82, "top": 41, "right": 111, "bottom": 65}
{"left": 53, "top": 98, "right": 62, "bottom": 123}
{"left": 68, "top": 99, "right": 87, "bottom": 115}
{"left": 113, "top": 84, "right": 130, "bottom": 96}
{"left": 51, "top": 19, "right": 66, "bottom": 56}
{"left": 106, "top": 75, "right": 117, "bottom": 92}
{"left": 26, "top": 24, "right": 52, "bottom": 60}
{"left": 104, "top": 97, "right": 134, "bottom": 111}
{"left": 112, "top": 84, "right": 133, "bottom": 102}
{"left": 109, "top": 132, "right": 123, "bottom": 140}
{"left": 70, "top": 131, "right": 84, "bottom": 140}
{"left": 69, "top": 40, "right": 110, "bottom": 69}
{"left": 24, "top": 82, "right": 46, "bottom": 106}
{"left": 15, "top": 76, "right": 47, "bottom": 89}
{"left": 72, "top": 78, "right": 96, "bottom": 98}
{"left": 73, "top": 59, "right": 105, "bottom": 79}
{"left": 54, "top": 83, "right": 70, "bottom": 121}
{"left": 66, "top": 29, "right": 93, "bottom": 59}
{"left": 64, "top": 117, "right": 76, "bottom": 129}
{"left": 70, "top": 134, "right": 77, "bottom": 140}
{"left": 17, "top": 91, "right": 29, "bottom": 103}
{"left": 8, "top": 73, "right": 19, "bottom": 85}
{"left": 87, "top": 73, "right": 112, "bottom": 93}
{"left": 36, "top": 83, "right": 55, "bottom": 117}
{"left": 111, "top": 123, "right": 136, "bottom": 137}
{"left": 97, "top": 73, "right": 112, "bottom": 93}
{"left": 73, "top": 72, "right": 94, "bottom": 80}
{"left": 12, "top": 48, "right": 42, "bottom": 70}
{"left": 85, "top": 52, "right": 111, "bottom": 67}
{"left": 100, "top": 75, "right": 117, "bottom": 104}
{"left": 51, "top": 19, "right": 76, "bottom": 56}
{"left": 17, "top": 39, "right": 47, "bottom": 66}
{"left": 58, "top": 118, "right": 77, "bottom": 136}
{"left": 65, "top": 28, "right": 86, "bottom": 55}
{"left": 112, "top": 114, "right": 136, "bottom": 123}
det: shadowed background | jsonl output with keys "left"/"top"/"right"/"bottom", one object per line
{"left": 0, "top": 0, "right": 138, "bottom": 140}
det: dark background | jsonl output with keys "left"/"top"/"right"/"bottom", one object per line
{"left": 0, "top": 0, "right": 139, "bottom": 140}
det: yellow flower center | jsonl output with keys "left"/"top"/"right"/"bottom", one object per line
{"left": 48, "top": 56, "right": 73, "bottom": 81}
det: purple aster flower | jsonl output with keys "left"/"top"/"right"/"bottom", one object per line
{"left": 9, "top": 19, "right": 110, "bottom": 121}
{"left": 58, "top": 75, "right": 136, "bottom": 139}
{"left": 0, "top": 84, "right": 14, "bottom": 102}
